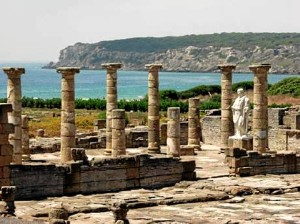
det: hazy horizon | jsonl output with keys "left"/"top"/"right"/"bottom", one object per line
{"left": 1, "top": 0, "right": 299, "bottom": 62}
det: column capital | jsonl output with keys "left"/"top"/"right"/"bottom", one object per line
{"left": 56, "top": 67, "right": 80, "bottom": 74}
{"left": 145, "top": 64, "right": 163, "bottom": 71}
{"left": 249, "top": 64, "right": 271, "bottom": 74}
{"left": 217, "top": 64, "right": 236, "bottom": 72}
{"left": 2, "top": 67, "right": 25, "bottom": 77}
{"left": 102, "top": 63, "right": 122, "bottom": 71}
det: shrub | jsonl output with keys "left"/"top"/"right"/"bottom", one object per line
{"left": 268, "top": 77, "right": 300, "bottom": 97}
{"left": 159, "top": 89, "right": 180, "bottom": 100}
{"left": 232, "top": 81, "right": 254, "bottom": 91}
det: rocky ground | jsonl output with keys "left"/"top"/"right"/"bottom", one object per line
{"left": 4, "top": 145, "right": 300, "bottom": 223}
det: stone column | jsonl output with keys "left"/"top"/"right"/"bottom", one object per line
{"left": 188, "top": 98, "right": 201, "bottom": 150}
{"left": 249, "top": 64, "right": 271, "bottom": 153}
{"left": 102, "top": 63, "right": 122, "bottom": 156}
{"left": 218, "top": 64, "right": 236, "bottom": 150}
{"left": 3, "top": 67, "right": 25, "bottom": 164}
{"left": 21, "top": 115, "right": 30, "bottom": 161}
{"left": 167, "top": 107, "right": 181, "bottom": 157}
{"left": 146, "top": 64, "right": 163, "bottom": 154}
{"left": 112, "top": 109, "right": 126, "bottom": 157}
{"left": 56, "top": 67, "right": 80, "bottom": 163}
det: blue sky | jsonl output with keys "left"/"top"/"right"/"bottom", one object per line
{"left": 0, "top": 0, "right": 299, "bottom": 62}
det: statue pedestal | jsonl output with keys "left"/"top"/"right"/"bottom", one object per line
{"left": 228, "top": 135, "right": 253, "bottom": 151}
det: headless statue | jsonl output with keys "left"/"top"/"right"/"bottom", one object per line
{"left": 231, "top": 88, "right": 250, "bottom": 138}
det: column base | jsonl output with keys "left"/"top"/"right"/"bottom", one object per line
{"left": 12, "top": 154, "right": 22, "bottom": 165}
{"left": 228, "top": 135, "right": 253, "bottom": 151}
{"left": 181, "top": 145, "right": 198, "bottom": 155}
{"left": 148, "top": 147, "right": 161, "bottom": 154}
{"left": 104, "top": 149, "right": 112, "bottom": 156}
{"left": 22, "top": 154, "right": 31, "bottom": 161}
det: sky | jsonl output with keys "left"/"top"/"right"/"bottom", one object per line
{"left": 0, "top": 0, "right": 299, "bottom": 62}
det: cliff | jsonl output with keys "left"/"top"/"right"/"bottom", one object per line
{"left": 45, "top": 33, "right": 300, "bottom": 74}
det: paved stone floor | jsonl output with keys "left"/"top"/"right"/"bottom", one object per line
{"left": 6, "top": 145, "right": 300, "bottom": 223}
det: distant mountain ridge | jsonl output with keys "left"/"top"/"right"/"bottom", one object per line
{"left": 45, "top": 33, "right": 300, "bottom": 74}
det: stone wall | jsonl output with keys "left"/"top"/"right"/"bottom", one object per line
{"left": 160, "top": 122, "right": 189, "bottom": 146}
{"left": 10, "top": 155, "right": 195, "bottom": 199}
{"left": 225, "top": 148, "right": 300, "bottom": 176}
{"left": 201, "top": 116, "right": 221, "bottom": 146}
{"left": 0, "top": 104, "right": 14, "bottom": 187}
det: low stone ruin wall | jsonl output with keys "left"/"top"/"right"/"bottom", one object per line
{"left": 225, "top": 148, "right": 300, "bottom": 176}
{"left": 201, "top": 116, "right": 221, "bottom": 146}
{"left": 10, "top": 155, "right": 195, "bottom": 200}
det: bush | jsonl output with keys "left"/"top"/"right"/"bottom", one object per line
{"left": 200, "top": 101, "right": 221, "bottom": 110}
{"left": 159, "top": 89, "right": 180, "bottom": 100}
{"left": 232, "top": 81, "right": 254, "bottom": 91}
{"left": 179, "top": 85, "right": 221, "bottom": 99}
{"left": 268, "top": 77, "right": 300, "bottom": 97}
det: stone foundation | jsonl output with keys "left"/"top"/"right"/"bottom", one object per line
{"left": 225, "top": 148, "right": 300, "bottom": 176}
{"left": 10, "top": 154, "right": 195, "bottom": 199}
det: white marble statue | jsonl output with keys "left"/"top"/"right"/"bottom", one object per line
{"left": 231, "top": 88, "right": 250, "bottom": 138}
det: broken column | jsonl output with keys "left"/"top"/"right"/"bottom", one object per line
{"left": 167, "top": 107, "right": 181, "bottom": 157}
{"left": 2, "top": 67, "right": 25, "bottom": 164}
{"left": 249, "top": 64, "right": 271, "bottom": 153}
{"left": 0, "top": 186, "right": 16, "bottom": 217}
{"left": 56, "top": 67, "right": 80, "bottom": 163}
{"left": 146, "top": 64, "right": 163, "bottom": 154}
{"left": 188, "top": 98, "right": 201, "bottom": 150}
{"left": 21, "top": 115, "right": 30, "bottom": 161}
{"left": 49, "top": 204, "right": 69, "bottom": 224}
{"left": 111, "top": 200, "right": 129, "bottom": 224}
{"left": 218, "top": 64, "right": 235, "bottom": 150}
{"left": 112, "top": 109, "right": 126, "bottom": 157}
{"left": 102, "top": 63, "right": 122, "bottom": 156}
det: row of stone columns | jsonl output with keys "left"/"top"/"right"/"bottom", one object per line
{"left": 1, "top": 64, "right": 202, "bottom": 163}
{"left": 219, "top": 63, "right": 271, "bottom": 153}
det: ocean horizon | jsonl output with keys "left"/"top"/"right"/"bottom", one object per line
{"left": 0, "top": 62, "right": 299, "bottom": 100}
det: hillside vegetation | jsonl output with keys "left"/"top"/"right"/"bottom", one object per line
{"left": 98, "top": 33, "right": 300, "bottom": 53}
{"left": 45, "top": 33, "right": 300, "bottom": 74}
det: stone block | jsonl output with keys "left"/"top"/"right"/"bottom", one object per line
{"left": 0, "top": 155, "right": 12, "bottom": 165}
{"left": 126, "top": 168, "right": 139, "bottom": 179}
{"left": 140, "top": 174, "right": 182, "bottom": 188}
{"left": 237, "top": 167, "right": 252, "bottom": 176}
{"left": 228, "top": 137, "right": 253, "bottom": 151}
{"left": 225, "top": 148, "right": 247, "bottom": 157}
{"left": 0, "top": 124, "right": 14, "bottom": 134}
{"left": 182, "top": 172, "right": 196, "bottom": 180}
{"left": 180, "top": 145, "right": 195, "bottom": 155}
{"left": 0, "top": 144, "right": 13, "bottom": 156}
{"left": 181, "top": 160, "right": 196, "bottom": 172}
{"left": 231, "top": 157, "right": 249, "bottom": 168}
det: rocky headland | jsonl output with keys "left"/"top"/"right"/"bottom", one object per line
{"left": 44, "top": 33, "right": 300, "bottom": 74}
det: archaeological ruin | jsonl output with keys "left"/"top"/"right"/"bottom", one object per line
{"left": 0, "top": 62, "right": 300, "bottom": 222}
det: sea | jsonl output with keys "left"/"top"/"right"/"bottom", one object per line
{"left": 0, "top": 62, "right": 299, "bottom": 100}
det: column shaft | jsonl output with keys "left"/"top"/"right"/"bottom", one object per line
{"left": 21, "top": 115, "right": 30, "bottom": 161}
{"left": 188, "top": 98, "right": 201, "bottom": 150}
{"left": 57, "top": 67, "right": 80, "bottom": 163}
{"left": 102, "top": 63, "right": 122, "bottom": 156}
{"left": 146, "top": 64, "right": 162, "bottom": 154}
{"left": 218, "top": 64, "right": 236, "bottom": 150}
{"left": 112, "top": 109, "right": 126, "bottom": 157}
{"left": 249, "top": 64, "right": 271, "bottom": 153}
{"left": 3, "top": 67, "right": 25, "bottom": 164}
{"left": 167, "top": 107, "right": 181, "bottom": 157}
